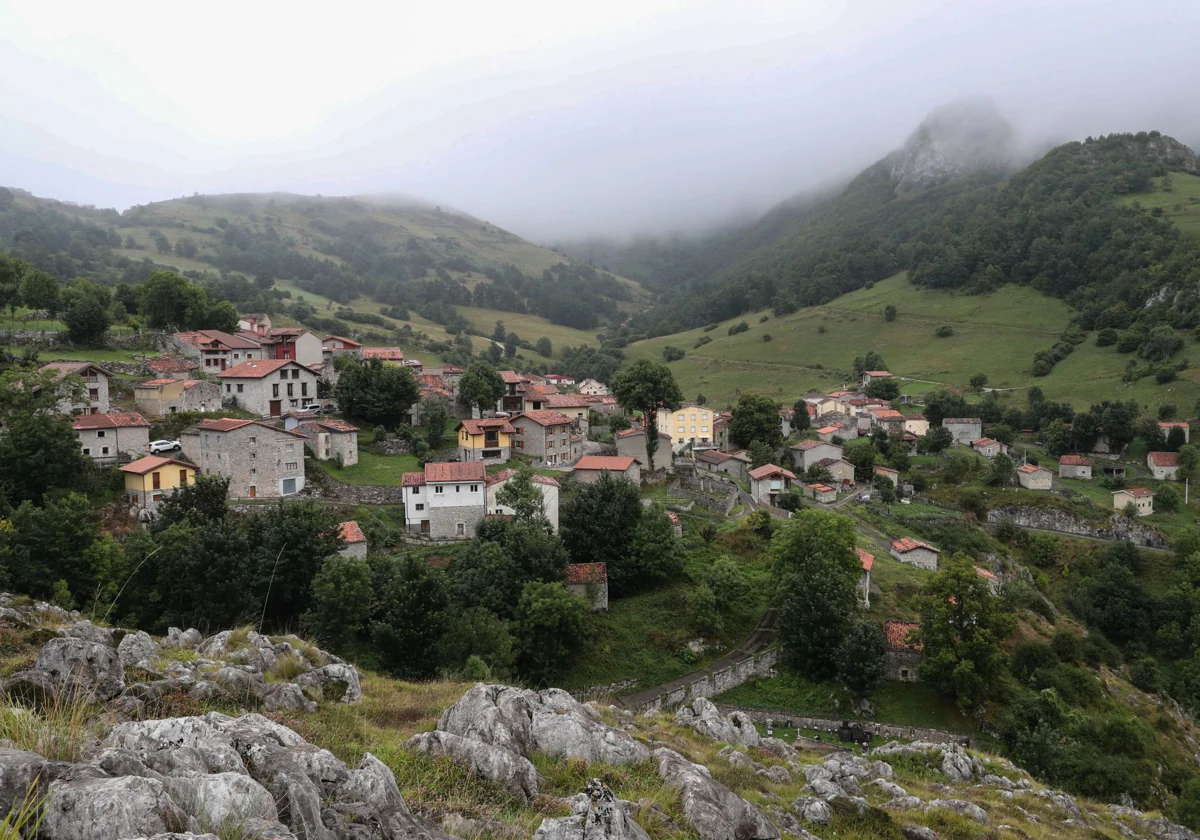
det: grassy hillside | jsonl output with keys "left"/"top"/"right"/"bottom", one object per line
{"left": 1121, "top": 171, "right": 1200, "bottom": 236}
{"left": 627, "top": 272, "right": 1200, "bottom": 410}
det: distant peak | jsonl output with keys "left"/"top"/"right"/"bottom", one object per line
{"left": 889, "top": 98, "right": 1018, "bottom": 193}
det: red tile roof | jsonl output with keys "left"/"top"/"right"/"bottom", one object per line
{"left": 119, "top": 455, "right": 194, "bottom": 475}
{"left": 175, "top": 329, "right": 261, "bottom": 350}
{"left": 1017, "top": 463, "right": 1050, "bottom": 474}
{"left": 884, "top": 621, "right": 921, "bottom": 651}
{"left": 857, "top": 547, "right": 874, "bottom": 572}
{"left": 905, "top": 414, "right": 927, "bottom": 421}
{"left": 1058, "top": 455, "right": 1092, "bottom": 466}
{"left": 310, "top": 419, "right": 359, "bottom": 434}
{"left": 402, "top": 472, "right": 426, "bottom": 487}
{"left": 484, "top": 468, "right": 559, "bottom": 488}
{"left": 500, "top": 370, "right": 524, "bottom": 385}
{"left": 424, "top": 461, "right": 487, "bottom": 482}
{"left": 514, "top": 410, "right": 574, "bottom": 427}
{"left": 459, "top": 418, "right": 516, "bottom": 435}
{"left": 146, "top": 356, "right": 198, "bottom": 374}
{"left": 339, "top": 520, "right": 367, "bottom": 544}
{"left": 546, "top": 393, "right": 591, "bottom": 408}
{"left": 323, "top": 335, "right": 362, "bottom": 348}
{"left": 72, "top": 411, "right": 150, "bottom": 430}
{"left": 42, "top": 361, "right": 112, "bottom": 378}
{"left": 1118, "top": 487, "right": 1154, "bottom": 497}
{"left": 891, "top": 537, "right": 939, "bottom": 554}
{"left": 136, "top": 378, "right": 177, "bottom": 388}
{"left": 749, "top": 464, "right": 796, "bottom": 481}
{"left": 1158, "top": 421, "right": 1189, "bottom": 428}
{"left": 974, "top": 565, "right": 998, "bottom": 581}
{"left": 361, "top": 347, "right": 404, "bottom": 361}
{"left": 575, "top": 455, "right": 637, "bottom": 472}
{"left": 816, "top": 425, "right": 839, "bottom": 434}
{"left": 1149, "top": 451, "right": 1180, "bottom": 467}
{"left": 195, "top": 418, "right": 256, "bottom": 432}
{"left": 864, "top": 370, "right": 892, "bottom": 377}
{"left": 793, "top": 440, "right": 831, "bottom": 451}
{"left": 696, "top": 449, "right": 734, "bottom": 465}
{"left": 807, "top": 483, "right": 834, "bottom": 492}
{"left": 972, "top": 437, "right": 999, "bottom": 447}
{"left": 873, "top": 465, "right": 899, "bottom": 475}
{"left": 872, "top": 409, "right": 904, "bottom": 421}
{"left": 217, "top": 359, "right": 305, "bottom": 379}
{"left": 564, "top": 562, "right": 607, "bottom": 585}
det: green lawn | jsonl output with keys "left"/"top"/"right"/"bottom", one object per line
{"left": 715, "top": 669, "right": 975, "bottom": 733}
{"left": 457, "top": 306, "right": 601, "bottom": 359}
{"left": 1, "top": 345, "right": 144, "bottom": 364}
{"left": 317, "top": 452, "right": 420, "bottom": 485}
{"left": 624, "top": 272, "right": 1200, "bottom": 413}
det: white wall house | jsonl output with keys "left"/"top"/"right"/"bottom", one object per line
{"left": 485, "top": 469, "right": 560, "bottom": 533}
{"left": 402, "top": 461, "right": 487, "bottom": 540}
{"left": 217, "top": 359, "right": 319, "bottom": 418}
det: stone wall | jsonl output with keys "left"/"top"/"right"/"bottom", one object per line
{"left": 316, "top": 480, "right": 407, "bottom": 505}
{"left": 714, "top": 706, "right": 971, "bottom": 746}
{"left": 987, "top": 505, "right": 1169, "bottom": 549}
{"left": 629, "top": 648, "right": 780, "bottom": 713}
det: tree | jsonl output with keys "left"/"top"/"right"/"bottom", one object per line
{"left": 748, "top": 440, "right": 774, "bottom": 469}
{"left": 987, "top": 452, "right": 1016, "bottom": 486}
{"left": 19, "top": 269, "right": 58, "bottom": 330}
{"left": 246, "top": 500, "right": 342, "bottom": 627}
{"left": 729, "top": 393, "right": 783, "bottom": 449}
{"left": 139, "top": 271, "right": 193, "bottom": 329}
{"left": 535, "top": 337, "right": 553, "bottom": 358}
{"left": 421, "top": 397, "right": 449, "bottom": 448}
{"left": 513, "top": 582, "right": 590, "bottom": 684}
{"left": 629, "top": 504, "right": 684, "bottom": 588}
{"left": 153, "top": 473, "right": 230, "bottom": 529}
{"left": 1178, "top": 445, "right": 1200, "bottom": 481}
{"left": 60, "top": 281, "right": 111, "bottom": 345}
{"left": 494, "top": 466, "right": 548, "bottom": 524}
{"left": 560, "top": 473, "right": 643, "bottom": 593}
{"left": 915, "top": 552, "right": 1014, "bottom": 712}
{"left": 884, "top": 305, "right": 897, "bottom": 322}
{"left": 1042, "top": 418, "right": 1073, "bottom": 457}
{"left": 303, "top": 553, "right": 373, "bottom": 654}
{"left": 969, "top": 373, "right": 989, "bottom": 392}
{"left": 790, "top": 401, "right": 811, "bottom": 433}
{"left": 1158, "top": 484, "right": 1181, "bottom": 513}
{"left": 1167, "top": 425, "right": 1187, "bottom": 452}
{"left": 369, "top": 554, "right": 451, "bottom": 678}
{"left": 923, "top": 390, "right": 971, "bottom": 426}
{"left": 335, "top": 358, "right": 420, "bottom": 428}
{"left": 459, "top": 361, "right": 506, "bottom": 415}
{"left": 772, "top": 509, "right": 861, "bottom": 679}
{"left": 0, "top": 255, "right": 23, "bottom": 330}
{"left": 476, "top": 516, "right": 568, "bottom": 583}
{"left": 847, "top": 443, "right": 877, "bottom": 482}
{"left": 451, "top": 539, "right": 525, "bottom": 618}
{"left": 865, "top": 379, "right": 900, "bottom": 401}
{"left": 836, "top": 620, "right": 886, "bottom": 699}
{"left": 872, "top": 473, "right": 896, "bottom": 503}
{"left": 440, "top": 607, "right": 516, "bottom": 678}
{"left": 922, "top": 425, "right": 953, "bottom": 454}
{"left": 852, "top": 351, "right": 887, "bottom": 376}
{"left": 610, "top": 360, "right": 683, "bottom": 472}
{"left": 0, "top": 404, "right": 88, "bottom": 505}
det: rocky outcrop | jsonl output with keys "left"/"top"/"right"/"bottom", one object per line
{"left": 888, "top": 99, "right": 1018, "bottom": 194}
{"left": 986, "top": 505, "right": 1168, "bottom": 549}
{"left": 675, "top": 698, "right": 760, "bottom": 746}
{"left": 654, "top": 748, "right": 779, "bottom": 840}
{"left": 534, "top": 779, "right": 650, "bottom": 840}
{"left": 406, "top": 731, "right": 539, "bottom": 802}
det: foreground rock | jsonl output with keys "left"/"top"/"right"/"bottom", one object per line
{"left": 655, "top": 748, "right": 779, "bottom": 840}
{"left": 675, "top": 699, "right": 761, "bottom": 747}
{"left": 407, "top": 730, "right": 539, "bottom": 801}
{"left": 534, "top": 779, "right": 651, "bottom": 840}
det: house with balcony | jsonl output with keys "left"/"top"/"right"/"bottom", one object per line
{"left": 217, "top": 359, "right": 319, "bottom": 417}
{"left": 41, "top": 361, "right": 112, "bottom": 415}
{"left": 401, "top": 461, "right": 487, "bottom": 540}
{"left": 120, "top": 455, "right": 197, "bottom": 512}
{"left": 456, "top": 418, "right": 514, "bottom": 463}
{"left": 181, "top": 418, "right": 307, "bottom": 499}
{"left": 247, "top": 327, "right": 324, "bottom": 366}
{"left": 322, "top": 335, "right": 362, "bottom": 360}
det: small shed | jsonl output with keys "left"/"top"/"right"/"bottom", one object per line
{"left": 884, "top": 621, "right": 922, "bottom": 682}
{"left": 565, "top": 563, "right": 609, "bottom": 611}
{"left": 1016, "top": 463, "right": 1053, "bottom": 491}
{"left": 1057, "top": 454, "right": 1092, "bottom": 480}
{"left": 889, "top": 537, "right": 940, "bottom": 570}
{"left": 338, "top": 521, "right": 368, "bottom": 558}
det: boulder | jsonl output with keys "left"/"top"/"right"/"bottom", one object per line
{"left": 884, "top": 796, "right": 924, "bottom": 811}
{"left": 256, "top": 682, "right": 317, "bottom": 714}
{"left": 332, "top": 753, "right": 458, "bottom": 840}
{"left": 161, "top": 627, "right": 204, "bottom": 650}
{"left": 42, "top": 776, "right": 188, "bottom": 840}
{"left": 939, "top": 745, "right": 981, "bottom": 782}
{"left": 927, "top": 799, "right": 988, "bottom": 825}
{"left": 0, "top": 746, "right": 60, "bottom": 813}
{"left": 760, "top": 766, "right": 791, "bottom": 785}
{"left": 119, "top": 631, "right": 160, "bottom": 669}
{"left": 437, "top": 684, "right": 536, "bottom": 757}
{"left": 675, "top": 699, "right": 761, "bottom": 746}
{"left": 872, "top": 780, "right": 908, "bottom": 799}
{"left": 406, "top": 731, "right": 538, "bottom": 802}
{"left": 718, "top": 746, "right": 763, "bottom": 773}
{"left": 295, "top": 664, "right": 362, "bottom": 704}
{"left": 127, "top": 836, "right": 219, "bottom": 840}
{"left": 60, "top": 620, "right": 114, "bottom": 647}
{"left": 165, "top": 771, "right": 278, "bottom": 828}
{"left": 901, "top": 827, "right": 939, "bottom": 840}
{"left": 36, "top": 636, "right": 125, "bottom": 700}
{"left": 791, "top": 797, "right": 832, "bottom": 825}
{"left": 654, "top": 748, "right": 779, "bottom": 840}
{"left": 534, "top": 779, "right": 651, "bottom": 840}
{"left": 0, "top": 669, "right": 61, "bottom": 705}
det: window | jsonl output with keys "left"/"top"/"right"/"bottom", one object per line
{"left": 677, "top": 426, "right": 684, "bottom": 433}
{"left": 690, "top": 414, "right": 696, "bottom": 421}
{"left": 455, "top": 485, "right": 460, "bottom": 493}
{"left": 415, "top": 503, "right": 424, "bottom": 511}
{"left": 272, "top": 384, "right": 279, "bottom": 398}
{"left": 82, "top": 447, "right": 91, "bottom": 455}
{"left": 456, "top": 522, "right": 466, "bottom": 536}
{"left": 470, "top": 484, "right": 478, "bottom": 492}
{"left": 412, "top": 486, "right": 420, "bottom": 494}
{"left": 237, "top": 384, "right": 244, "bottom": 393}
{"left": 251, "top": 468, "right": 256, "bottom": 475}
{"left": 292, "top": 369, "right": 300, "bottom": 380}
{"left": 690, "top": 426, "right": 696, "bottom": 433}
{"left": 301, "top": 383, "right": 308, "bottom": 397}
{"left": 226, "top": 384, "right": 232, "bottom": 393}
{"left": 97, "top": 430, "right": 106, "bottom": 438}
{"left": 179, "top": 470, "right": 188, "bottom": 485}
{"left": 287, "top": 383, "right": 294, "bottom": 397}
{"left": 248, "top": 436, "right": 256, "bottom": 444}
{"left": 250, "top": 450, "right": 256, "bottom": 459}
{"left": 285, "top": 462, "right": 298, "bottom": 471}
{"left": 677, "top": 413, "right": 684, "bottom": 421}
{"left": 701, "top": 425, "right": 708, "bottom": 432}
{"left": 435, "top": 485, "right": 444, "bottom": 494}
{"left": 101, "top": 446, "right": 110, "bottom": 455}
{"left": 286, "top": 443, "right": 295, "bottom": 453}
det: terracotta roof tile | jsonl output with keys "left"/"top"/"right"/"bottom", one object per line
{"left": 1118, "top": 487, "right": 1154, "bottom": 497}
{"left": 196, "top": 418, "right": 257, "bottom": 432}
{"left": 459, "top": 418, "right": 515, "bottom": 435}
{"left": 1149, "top": 451, "right": 1180, "bottom": 467}
{"left": 136, "top": 378, "right": 177, "bottom": 388}
{"left": 73, "top": 411, "right": 150, "bottom": 430}
{"left": 217, "top": 359, "right": 307, "bottom": 379}
{"left": 120, "top": 455, "right": 194, "bottom": 474}
{"left": 361, "top": 347, "right": 404, "bottom": 360}
{"left": 565, "top": 562, "right": 607, "bottom": 584}
{"left": 339, "top": 521, "right": 367, "bottom": 544}
{"left": 175, "top": 329, "right": 261, "bottom": 350}
{"left": 1017, "top": 463, "right": 1050, "bottom": 474}
{"left": 884, "top": 621, "right": 921, "bottom": 651}
{"left": 749, "top": 464, "right": 796, "bottom": 481}
{"left": 1058, "top": 455, "right": 1092, "bottom": 466}
{"left": 485, "top": 468, "right": 560, "bottom": 488}
{"left": 514, "top": 410, "right": 574, "bottom": 427}
{"left": 146, "top": 356, "right": 198, "bottom": 373}
{"left": 856, "top": 547, "right": 874, "bottom": 572}
{"left": 424, "top": 461, "right": 486, "bottom": 482}
{"left": 402, "top": 472, "right": 426, "bottom": 487}
{"left": 974, "top": 565, "right": 998, "bottom": 581}
{"left": 575, "top": 455, "right": 637, "bottom": 471}
{"left": 891, "top": 537, "right": 939, "bottom": 554}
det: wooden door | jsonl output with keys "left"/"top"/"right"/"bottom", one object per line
{"left": 269, "top": 400, "right": 282, "bottom": 417}
{"left": 249, "top": 485, "right": 257, "bottom": 498}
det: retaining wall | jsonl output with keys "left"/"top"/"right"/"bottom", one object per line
{"left": 623, "top": 648, "right": 780, "bottom": 713}
{"left": 987, "top": 505, "right": 1169, "bottom": 549}
{"left": 715, "top": 705, "right": 970, "bottom": 746}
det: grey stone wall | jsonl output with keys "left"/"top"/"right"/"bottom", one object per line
{"left": 714, "top": 706, "right": 970, "bottom": 746}
{"left": 425, "top": 504, "right": 486, "bottom": 540}
{"left": 987, "top": 504, "right": 1169, "bottom": 549}
{"left": 885, "top": 650, "right": 923, "bottom": 682}
{"left": 316, "top": 481, "right": 406, "bottom": 505}
{"left": 630, "top": 649, "right": 779, "bottom": 713}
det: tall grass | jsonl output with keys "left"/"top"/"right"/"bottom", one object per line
{"left": 0, "top": 781, "right": 44, "bottom": 840}
{"left": 0, "top": 689, "right": 102, "bottom": 762}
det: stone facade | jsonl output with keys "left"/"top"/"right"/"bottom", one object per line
{"left": 884, "top": 621, "right": 922, "bottom": 682}
{"left": 181, "top": 418, "right": 307, "bottom": 499}
{"left": 1016, "top": 464, "right": 1053, "bottom": 490}
{"left": 565, "top": 563, "right": 609, "bottom": 611}
{"left": 510, "top": 410, "right": 578, "bottom": 466}
{"left": 616, "top": 429, "right": 673, "bottom": 471}
{"left": 402, "top": 462, "right": 487, "bottom": 540}
{"left": 986, "top": 504, "right": 1168, "bottom": 549}
{"left": 73, "top": 412, "right": 150, "bottom": 464}
{"left": 133, "top": 378, "right": 221, "bottom": 418}
{"left": 942, "top": 418, "right": 982, "bottom": 446}
{"left": 173, "top": 329, "right": 265, "bottom": 372}
{"left": 889, "top": 538, "right": 940, "bottom": 570}
{"left": 218, "top": 359, "right": 319, "bottom": 418}
{"left": 42, "top": 362, "right": 111, "bottom": 415}
{"left": 791, "top": 440, "right": 843, "bottom": 472}
{"left": 572, "top": 456, "right": 641, "bottom": 486}
{"left": 297, "top": 420, "right": 360, "bottom": 467}
{"left": 1057, "top": 455, "right": 1092, "bottom": 480}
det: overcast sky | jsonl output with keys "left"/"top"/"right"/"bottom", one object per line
{"left": 2, "top": 0, "right": 1199, "bottom": 240}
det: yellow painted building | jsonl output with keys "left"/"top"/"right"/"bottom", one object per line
{"left": 456, "top": 418, "right": 515, "bottom": 464}
{"left": 120, "top": 455, "right": 198, "bottom": 510}
{"left": 656, "top": 404, "right": 716, "bottom": 452}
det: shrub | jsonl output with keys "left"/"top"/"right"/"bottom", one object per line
{"left": 758, "top": 315, "right": 769, "bottom": 323}
{"left": 762, "top": 334, "right": 772, "bottom": 342}
{"left": 935, "top": 325, "right": 954, "bottom": 338}
{"left": 728, "top": 321, "right": 750, "bottom": 336}
{"left": 662, "top": 346, "right": 685, "bottom": 362}
{"left": 1097, "top": 327, "right": 1119, "bottom": 346}
{"left": 694, "top": 335, "right": 713, "bottom": 349}
{"left": 703, "top": 323, "right": 718, "bottom": 332}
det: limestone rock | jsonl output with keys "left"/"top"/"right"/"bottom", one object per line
{"left": 166, "top": 771, "right": 278, "bottom": 828}
{"left": 35, "top": 636, "right": 125, "bottom": 700}
{"left": 885, "top": 796, "right": 924, "bottom": 811}
{"left": 60, "top": 620, "right": 115, "bottom": 647}
{"left": 939, "top": 744, "right": 982, "bottom": 782}
{"left": 332, "top": 753, "right": 459, "bottom": 840}
{"left": 927, "top": 799, "right": 988, "bottom": 824}
{"left": 654, "top": 748, "right": 779, "bottom": 840}
{"left": 160, "top": 627, "right": 204, "bottom": 650}
{"left": 901, "top": 826, "right": 939, "bottom": 840}
{"left": 256, "top": 682, "right": 317, "bottom": 714}
{"left": 760, "top": 766, "right": 791, "bottom": 785}
{"left": 406, "top": 731, "right": 539, "bottom": 802}
{"left": 119, "top": 631, "right": 160, "bottom": 669}
{"left": 295, "top": 664, "right": 362, "bottom": 704}
{"left": 872, "top": 780, "right": 908, "bottom": 799}
{"left": 791, "top": 797, "right": 832, "bottom": 825}
{"left": 534, "top": 779, "right": 651, "bottom": 840}
{"left": 42, "top": 776, "right": 188, "bottom": 840}
{"left": 0, "top": 745, "right": 66, "bottom": 814}
{"left": 675, "top": 698, "right": 761, "bottom": 746}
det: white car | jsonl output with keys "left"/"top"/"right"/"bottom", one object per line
{"left": 148, "top": 439, "right": 181, "bottom": 454}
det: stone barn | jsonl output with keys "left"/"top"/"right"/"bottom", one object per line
{"left": 884, "top": 621, "right": 923, "bottom": 682}
{"left": 565, "top": 563, "right": 609, "bottom": 611}
{"left": 1057, "top": 455, "right": 1092, "bottom": 480}
{"left": 889, "top": 538, "right": 940, "bottom": 570}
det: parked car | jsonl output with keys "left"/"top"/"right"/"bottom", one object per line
{"left": 299, "top": 404, "right": 322, "bottom": 414}
{"left": 148, "top": 439, "right": 181, "bottom": 454}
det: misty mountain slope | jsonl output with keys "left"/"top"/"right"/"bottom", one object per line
{"left": 0, "top": 188, "right": 653, "bottom": 334}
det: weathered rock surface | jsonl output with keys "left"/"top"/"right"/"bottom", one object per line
{"left": 43, "top": 776, "right": 188, "bottom": 840}
{"left": 297, "top": 664, "right": 362, "bottom": 704}
{"left": 928, "top": 798, "right": 989, "bottom": 824}
{"left": 655, "top": 748, "right": 779, "bottom": 840}
{"left": 790, "top": 797, "right": 832, "bottom": 825}
{"left": 33, "top": 636, "right": 126, "bottom": 700}
{"left": 534, "top": 779, "right": 650, "bottom": 840}
{"left": 675, "top": 698, "right": 761, "bottom": 747}
{"left": 118, "top": 631, "right": 160, "bottom": 669}
{"left": 407, "top": 731, "right": 539, "bottom": 801}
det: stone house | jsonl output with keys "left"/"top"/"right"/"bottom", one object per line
{"left": 871, "top": 408, "right": 905, "bottom": 433}
{"left": 857, "top": 548, "right": 874, "bottom": 608}
{"left": 791, "top": 440, "right": 844, "bottom": 472}
{"left": 457, "top": 418, "right": 514, "bottom": 464}
{"left": 713, "top": 413, "right": 731, "bottom": 452}
{"left": 337, "top": 521, "right": 368, "bottom": 558}
{"left": 585, "top": 395, "right": 620, "bottom": 416}
{"left": 41, "top": 361, "right": 113, "bottom": 415}
{"left": 942, "top": 418, "right": 983, "bottom": 446}
{"left": 134, "top": 378, "right": 221, "bottom": 418}
{"left": 695, "top": 448, "right": 746, "bottom": 481}
{"left": 1148, "top": 450, "right": 1181, "bottom": 481}
{"left": 297, "top": 419, "right": 360, "bottom": 466}
{"left": 889, "top": 537, "right": 940, "bottom": 570}
{"left": 804, "top": 483, "right": 836, "bottom": 503}
{"left": 617, "top": 427, "right": 674, "bottom": 471}
{"left": 145, "top": 356, "right": 200, "bottom": 380}
{"left": 498, "top": 370, "right": 528, "bottom": 413}
{"left": 545, "top": 393, "right": 592, "bottom": 432}
{"left": 884, "top": 621, "right": 923, "bottom": 682}
{"left": 565, "top": 563, "right": 609, "bottom": 611}
{"left": 577, "top": 378, "right": 609, "bottom": 396}
{"left": 174, "top": 329, "right": 265, "bottom": 372}
{"left": 815, "top": 425, "right": 840, "bottom": 443}
{"left": 511, "top": 410, "right": 579, "bottom": 466}
{"left": 119, "top": 455, "right": 197, "bottom": 511}
{"left": 217, "top": 359, "right": 319, "bottom": 418}
{"left": 181, "top": 418, "right": 307, "bottom": 499}
{"left": 249, "top": 328, "right": 323, "bottom": 366}
{"left": 1016, "top": 463, "right": 1053, "bottom": 490}
{"left": 485, "top": 469, "right": 561, "bottom": 532}
{"left": 873, "top": 465, "right": 900, "bottom": 487}
{"left": 1159, "top": 421, "right": 1190, "bottom": 444}
{"left": 322, "top": 335, "right": 362, "bottom": 359}
{"left": 1113, "top": 487, "right": 1154, "bottom": 517}
{"left": 903, "top": 414, "right": 929, "bottom": 437}
{"left": 656, "top": 404, "right": 717, "bottom": 452}
{"left": 971, "top": 437, "right": 1006, "bottom": 459}
{"left": 749, "top": 464, "right": 795, "bottom": 506}
{"left": 860, "top": 370, "right": 892, "bottom": 390}
{"left": 975, "top": 565, "right": 1001, "bottom": 595}
{"left": 572, "top": 455, "right": 642, "bottom": 485}
{"left": 1058, "top": 454, "right": 1093, "bottom": 480}
{"left": 816, "top": 457, "right": 856, "bottom": 486}
{"left": 401, "top": 461, "right": 487, "bottom": 540}
{"left": 73, "top": 412, "right": 150, "bottom": 464}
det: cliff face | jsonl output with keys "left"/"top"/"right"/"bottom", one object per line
{"left": 888, "top": 99, "right": 1019, "bottom": 194}
{"left": 1, "top": 594, "right": 1199, "bottom": 840}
